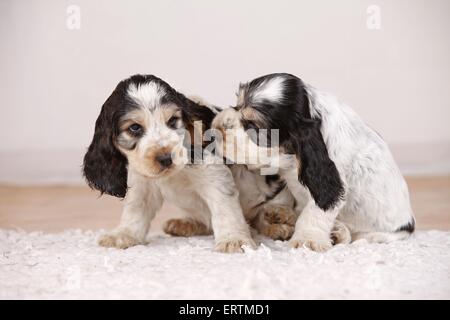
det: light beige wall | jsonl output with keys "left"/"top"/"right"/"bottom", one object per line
{"left": 1, "top": 0, "right": 449, "bottom": 183}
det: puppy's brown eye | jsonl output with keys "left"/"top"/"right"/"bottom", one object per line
{"left": 167, "top": 116, "right": 180, "bottom": 129}
{"left": 128, "top": 123, "right": 143, "bottom": 135}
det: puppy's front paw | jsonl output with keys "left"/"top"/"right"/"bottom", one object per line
{"left": 212, "top": 108, "right": 240, "bottom": 131}
{"left": 98, "top": 231, "right": 142, "bottom": 249}
{"left": 215, "top": 237, "right": 256, "bottom": 253}
{"left": 290, "top": 236, "right": 333, "bottom": 252}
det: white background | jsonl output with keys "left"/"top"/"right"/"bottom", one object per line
{"left": 1, "top": 0, "right": 449, "bottom": 183}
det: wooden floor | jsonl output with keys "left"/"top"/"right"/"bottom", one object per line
{"left": 0, "top": 176, "right": 449, "bottom": 232}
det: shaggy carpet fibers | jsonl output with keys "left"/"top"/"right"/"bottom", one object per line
{"left": 0, "top": 229, "right": 449, "bottom": 299}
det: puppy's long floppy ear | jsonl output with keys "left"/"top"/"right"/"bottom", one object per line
{"left": 291, "top": 87, "right": 344, "bottom": 211}
{"left": 83, "top": 83, "right": 128, "bottom": 198}
{"left": 295, "top": 118, "right": 344, "bottom": 211}
{"left": 176, "top": 93, "right": 216, "bottom": 144}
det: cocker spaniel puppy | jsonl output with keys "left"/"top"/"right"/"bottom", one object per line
{"left": 191, "top": 96, "right": 350, "bottom": 244}
{"left": 212, "top": 73, "right": 415, "bottom": 251}
{"left": 83, "top": 74, "right": 257, "bottom": 253}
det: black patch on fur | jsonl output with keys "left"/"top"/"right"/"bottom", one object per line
{"left": 178, "top": 94, "right": 216, "bottom": 164}
{"left": 265, "top": 174, "right": 281, "bottom": 185}
{"left": 174, "top": 93, "right": 215, "bottom": 132}
{"left": 82, "top": 79, "right": 131, "bottom": 198}
{"left": 265, "top": 180, "right": 287, "bottom": 203}
{"left": 240, "top": 73, "right": 344, "bottom": 211}
{"left": 252, "top": 174, "right": 287, "bottom": 209}
{"left": 83, "top": 74, "right": 215, "bottom": 197}
{"left": 297, "top": 118, "right": 344, "bottom": 211}
{"left": 396, "top": 219, "right": 415, "bottom": 233}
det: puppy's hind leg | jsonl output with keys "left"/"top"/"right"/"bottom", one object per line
{"left": 330, "top": 219, "right": 351, "bottom": 245}
{"left": 351, "top": 218, "right": 415, "bottom": 243}
{"left": 352, "top": 231, "right": 412, "bottom": 243}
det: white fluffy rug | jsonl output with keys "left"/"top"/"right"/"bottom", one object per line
{"left": 0, "top": 229, "right": 449, "bottom": 299}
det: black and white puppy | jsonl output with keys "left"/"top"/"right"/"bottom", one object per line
{"left": 83, "top": 74, "right": 256, "bottom": 253}
{"left": 191, "top": 96, "right": 349, "bottom": 243}
{"left": 212, "top": 73, "right": 415, "bottom": 251}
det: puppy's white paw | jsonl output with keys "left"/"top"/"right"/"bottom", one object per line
{"left": 222, "top": 110, "right": 240, "bottom": 130}
{"left": 212, "top": 108, "right": 240, "bottom": 131}
{"left": 290, "top": 236, "right": 333, "bottom": 252}
{"left": 215, "top": 237, "right": 256, "bottom": 253}
{"left": 331, "top": 220, "right": 352, "bottom": 245}
{"left": 98, "top": 231, "right": 143, "bottom": 249}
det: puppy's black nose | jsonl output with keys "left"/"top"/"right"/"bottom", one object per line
{"left": 156, "top": 153, "right": 173, "bottom": 167}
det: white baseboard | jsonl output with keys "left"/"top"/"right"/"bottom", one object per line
{"left": 1, "top": 142, "right": 449, "bottom": 185}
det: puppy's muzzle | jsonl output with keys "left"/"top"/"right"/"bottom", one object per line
{"left": 155, "top": 153, "right": 173, "bottom": 168}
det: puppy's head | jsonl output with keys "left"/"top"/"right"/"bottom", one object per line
{"left": 213, "top": 73, "right": 309, "bottom": 147}
{"left": 213, "top": 73, "right": 344, "bottom": 211}
{"left": 212, "top": 73, "right": 306, "bottom": 167}
{"left": 83, "top": 74, "right": 214, "bottom": 197}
